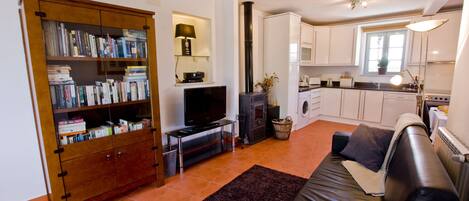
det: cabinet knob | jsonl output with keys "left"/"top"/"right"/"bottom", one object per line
{"left": 105, "top": 154, "right": 112, "bottom": 161}
{"left": 117, "top": 151, "right": 123, "bottom": 158}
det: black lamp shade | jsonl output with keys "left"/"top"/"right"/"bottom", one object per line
{"left": 175, "top": 24, "right": 196, "bottom": 39}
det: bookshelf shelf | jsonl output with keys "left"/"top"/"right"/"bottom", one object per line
{"left": 53, "top": 99, "right": 150, "bottom": 114}
{"left": 47, "top": 56, "right": 147, "bottom": 62}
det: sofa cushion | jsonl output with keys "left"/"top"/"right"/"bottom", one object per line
{"left": 340, "top": 124, "right": 394, "bottom": 172}
{"left": 294, "top": 153, "right": 382, "bottom": 201}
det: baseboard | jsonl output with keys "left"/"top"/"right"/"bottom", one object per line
{"left": 318, "top": 115, "right": 394, "bottom": 130}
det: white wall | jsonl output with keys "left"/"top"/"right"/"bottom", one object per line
{"left": 447, "top": 0, "right": 469, "bottom": 147}
{"left": 0, "top": 1, "right": 47, "bottom": 200}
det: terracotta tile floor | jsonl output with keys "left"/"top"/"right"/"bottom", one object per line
{"left": 118, "top": 120, "right": 356, "bottom": 201}
{"left": 30, "top": 120, "right": 356, "bottom": 201}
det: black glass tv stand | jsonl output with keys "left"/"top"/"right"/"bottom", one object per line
{"left": 165, "top": 119, "right": 236, "bottom": 173}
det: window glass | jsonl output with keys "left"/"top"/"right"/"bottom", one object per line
{"left": 364, "top": 30, "right": 407, "bottom": 75}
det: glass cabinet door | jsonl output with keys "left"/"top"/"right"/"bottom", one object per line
{"left": 100, "top": 26, "right": 152, "bottom": 135}
{"left": 42, "top": 19, "right": 151, "bottom": 146}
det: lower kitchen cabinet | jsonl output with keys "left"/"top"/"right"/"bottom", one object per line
{"left": 362, "top": 91, "right": 384, "bottom": 123}
{"left": 381, "top": 92, "right": 418, "bottom": 127}
{"left": 320, "top": 88, "right": 342, "bottom": 117}
{"left": 341, "top": 89, "right": 361, "bottom": 119}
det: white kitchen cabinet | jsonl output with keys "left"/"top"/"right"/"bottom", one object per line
{"left": 362, "top": 91, "right": 384, "bottom": 123}
{"left": 408, "top": 11, "right": 461, "bottom": 64}
{"left": 381, "top": 92, "right": 417, "bottom": 127}
{"left": 341, "top": 89, "right": 361, "bottom": 119}
{"left": 428, "top": 11, "right": 461, "bottom": 62}
{"left": 264, "top": 13, "right": 301, "bottom": 123}
{"left": 320, "top": 88, "right": 342, "bottom": 117}
{"left": 301, "top": 23, "right": 315, "bottom": 65}
{"left": 310, "top": 89, "right": 321, "bottom": 118}
{"left": 408, "top": 16, "right": 431, "bottom": 65}
{"left": 329, "top": 25, "right": 356, "bottom": 65}
{"left": 314, "top": 26, "right": 330, "bottom": 65}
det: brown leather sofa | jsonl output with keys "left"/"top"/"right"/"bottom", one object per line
{"left": 294, "top": 126, "right": 459, "bottom": 201}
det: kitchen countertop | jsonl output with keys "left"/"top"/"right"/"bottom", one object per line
{"left": 299, "top": 82, "right": 418, "bottom": 93}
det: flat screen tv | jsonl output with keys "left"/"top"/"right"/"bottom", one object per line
{"left": 184, "top": 86, "right": 226, "bottom": 126}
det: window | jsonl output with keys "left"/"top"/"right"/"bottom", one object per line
{"left": 364, "top": 30, "right": 407, "bottom": 74}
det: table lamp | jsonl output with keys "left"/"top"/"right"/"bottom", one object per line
{"left": 175, "top": 24, "right": 196, "bottom": 56}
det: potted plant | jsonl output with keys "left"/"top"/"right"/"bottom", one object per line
{"left": 377, "top": 57, "right": 389, "bottom": 75}
{"left": 255, "top": 73, "right": 279, "bottom": 105}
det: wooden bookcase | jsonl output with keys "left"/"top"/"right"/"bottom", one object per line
{"left": 22, "top": 0, "right": 164, "bottom": 200}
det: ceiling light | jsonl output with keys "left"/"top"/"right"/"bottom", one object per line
{"left": 406, "top": 19, "right": 448, "bottom": 32}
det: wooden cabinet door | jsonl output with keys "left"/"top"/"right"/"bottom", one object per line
{"left": 329, "top": 25, "right": 356, "bottom": 65}
{"left": 61, "top": 150, "right": 116, "bottom": 201}
{"left": 428, "top": 11, "right": 461, "bottom": 62}
{"left": 114, "top": 140, "right": 156, "bottom": 188}
{"left": 39, "top": 1, "right": 100, "bottom": 25}
{"left": 100, "top": 11, "right": 147, "bottom": 30}
{"left": 341, "top": 89, "right": 361, "bottom": 119}
{"left": 320, "top": 88, "right": 342, "bottom": 117}
{"left": 314, "top": 26, "right": 330, "bottom": 65}
{"left": 362, "top": 91, "right": 384, "bottom": 123}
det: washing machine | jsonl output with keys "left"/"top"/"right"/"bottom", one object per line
{"left": 297, "top": 90, "right": 311, "bottom": 129}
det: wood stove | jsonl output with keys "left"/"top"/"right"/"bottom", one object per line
{"left": 239, "top": 92, "right": 267, "bottom": 144}
{"left": 239, "top": 1, "right": 267, "bottom": 145}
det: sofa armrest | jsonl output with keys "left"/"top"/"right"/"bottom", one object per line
{"left": 332, "top": 131, "right": 352, "bottom": 155}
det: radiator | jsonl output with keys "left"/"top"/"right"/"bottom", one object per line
{"left": 434, "top": 127, "right": 469, "bottom": 201}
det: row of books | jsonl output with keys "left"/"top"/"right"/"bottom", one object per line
{"left": 50, "top": 80, "right": 150, "bottom": 109}
{"left": 43, "top": 21, "right": 148, "bottom": 58}
{"left": 59, "top": 118, "right": 150, "bottom": 145}
{"left": 48, "top": 65, "right": 149, "bottom": 109}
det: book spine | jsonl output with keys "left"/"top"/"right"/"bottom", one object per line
{"left": 130, "top": 82, "right": 137, "bottom": 101}
{"left": 70, "top": 84, "right": 77, "bottom": 107}
{"left": 85, "top": 85, "right": 95, "bottom": 106}
{"left": 57, "top": 85, "right": 65, "bottom": 108}
{"left": 50, "top": 86, "right": 57, "bottom": 108}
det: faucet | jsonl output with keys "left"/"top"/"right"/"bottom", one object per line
{"left": 405, "top": 69, "right": 421, "bottom": 92}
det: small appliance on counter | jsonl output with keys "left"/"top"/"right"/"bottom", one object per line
{"left": 308, "top": 77, "right": 321, "bottom": 85}
{"left": 339, "top": 72, "right": 354, "bottom": 88}
{"left": 183, "top": 71, "right": 205, "bottom": 83}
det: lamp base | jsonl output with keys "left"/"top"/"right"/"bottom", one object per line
{"left": 181, "top": 39, "right": 192, "bottom": 56}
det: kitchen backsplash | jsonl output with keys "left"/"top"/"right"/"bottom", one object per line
{"left": 299, "top": 63, "right": 454, "bottom": 92}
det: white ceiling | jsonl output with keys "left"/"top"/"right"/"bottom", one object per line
{"left": 250, "top": 0, "right": 463, "bottom": 24}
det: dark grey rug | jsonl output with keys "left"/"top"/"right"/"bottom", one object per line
{"left": 204, "top": 165, "right": 307, "bottom": 201}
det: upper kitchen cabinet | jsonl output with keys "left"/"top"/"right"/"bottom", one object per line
{"left": 408, "top": 11, "right": 461, "bottom": 64}
{"left": 329, "top": 25, "right": 356, "bottom": 66}
{"left": 300, "top": 23, "right": 315, "bottom": 65}
{"left": 314, "top": 26, "right": 330, "bottom": 65}
{"left": 427, "top": 11, "right": 461, "bottom": 62}
{"left": 408, "top": 16, "right": 431, "bottom": 65}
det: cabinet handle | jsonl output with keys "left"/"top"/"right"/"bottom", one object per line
{"left": 117, "top": 151, "right": 123, "bottom": 158}
{"left": 105, "top": 154, "right": 112, "bottom": 161}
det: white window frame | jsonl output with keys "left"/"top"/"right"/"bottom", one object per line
{"left": 363, "top": 29, "right": 408, "bottom": 75}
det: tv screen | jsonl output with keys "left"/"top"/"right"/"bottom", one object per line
{"left": 184, "top": 86, "right": 226, "bottom": 126}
